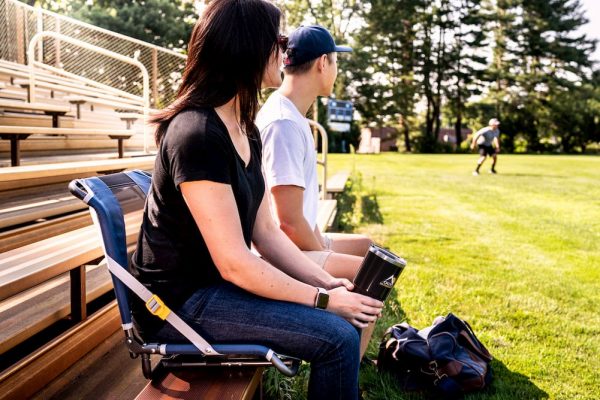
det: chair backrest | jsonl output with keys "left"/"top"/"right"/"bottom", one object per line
{"left": 69, "top": 170, "right": 151, "bottom": 327}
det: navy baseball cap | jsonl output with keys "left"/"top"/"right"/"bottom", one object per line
{"left": 284, "top": 25, "right": 352, "bottom": 67}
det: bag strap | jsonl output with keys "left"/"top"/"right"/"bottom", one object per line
{"left": 105, "top": 255, "right": 221, "bottom": 355}
{"left": 459, "top": 321, "right": 492, "bottom": 361}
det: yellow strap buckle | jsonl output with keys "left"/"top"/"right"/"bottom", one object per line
{"left": 145, "top": 294, "right": 171, "bottom": 320}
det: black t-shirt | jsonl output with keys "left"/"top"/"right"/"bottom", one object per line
{"left": 130, "top": 108, "right": 264, "bottom": 336}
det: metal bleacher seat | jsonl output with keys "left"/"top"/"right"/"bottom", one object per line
{"left": 68, "top": 170, "right": 299, "bottom": 380}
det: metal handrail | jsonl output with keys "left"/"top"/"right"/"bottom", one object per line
{"left": 9, "top": 0, "right": 186, "bottom": 59}
{"left": 306, "top": 119, "right": 329, "bottom": 200}
{"left": 27, "top": 31, "right": 151, "bottom": 153}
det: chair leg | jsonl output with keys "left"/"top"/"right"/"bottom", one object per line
{"left": 141, "top": 354, "right": 153, "bottom": 379}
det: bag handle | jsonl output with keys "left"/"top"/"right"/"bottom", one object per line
{"left": 458, "top": 321, "right": 493, "bottom": 362}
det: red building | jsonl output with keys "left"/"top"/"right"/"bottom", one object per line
{"left": 358, "top": 127, "right": 399, "bottom": 153}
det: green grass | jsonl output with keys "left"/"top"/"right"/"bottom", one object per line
{"left": 263, "top": 154, "right": 599, "bottom": 399}
{"left": 325, "top": 153, "right": 600, "bottom": 400}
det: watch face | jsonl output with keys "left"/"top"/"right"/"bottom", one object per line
{"left": 316, "top": 291, "right": 329, "bottom": 309}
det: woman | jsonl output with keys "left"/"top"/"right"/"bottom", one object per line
{"left": 131, "top": 1, "right": 383, "bottom": 398}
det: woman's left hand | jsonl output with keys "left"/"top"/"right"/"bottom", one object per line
{"left": 325, "top": 277, "right": 354, "bottom": 291}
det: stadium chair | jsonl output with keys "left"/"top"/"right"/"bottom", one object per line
{"left": 69, "top": 170, "right": 300, "bottom": 379}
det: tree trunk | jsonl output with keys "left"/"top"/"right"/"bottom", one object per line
{"left": 454, "top": 110, "right": 462, "bottom": 149}
{"left": 400, "top": 115, "right": 411, "bottom": 152}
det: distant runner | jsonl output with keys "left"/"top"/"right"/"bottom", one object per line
{"left": 471, "top": 118, "right": 501, "bottom": 175}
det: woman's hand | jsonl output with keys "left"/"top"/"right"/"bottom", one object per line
{"left": 325, "top": 277, "right": 354, "bottom": 291}
{"left": 326, "top": 286, "right": 384, "bottom": 329}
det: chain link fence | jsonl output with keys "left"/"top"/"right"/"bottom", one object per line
{"left": 0, "top": 0, "right": 186, "bottom": 108}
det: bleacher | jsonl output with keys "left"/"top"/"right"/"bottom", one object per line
{"left": 0, "top": 0, "right": 350, "bottom": 398}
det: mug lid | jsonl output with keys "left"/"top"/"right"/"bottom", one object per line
{"left": 369, "top": 244, "right": 407, "bottom": 268}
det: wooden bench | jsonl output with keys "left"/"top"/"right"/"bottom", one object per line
{"left": 0, "top": 189, "right": 86, "bottom": 229}
{"left": 64, "top": 95, "right": 146, "bottom": 117}
{"left": 0, "top": 126, "right": 135, "bottom": 166}
{"left": 0, "top": 99, "right": 70, "bottom": 128}
{"left": 25, "top": 328, "right": 263, "bottom": 400}
{"left": 12, "top": 78, "right": 143, "bottom": 108}
{"left": 0, "top": 211, "right": 91, "bottom": 253}
{"left": 0, "top": 261, "right": 113, "bottom": 355}
{"left": 326, "top": 171, "right": 350, "bottom": 199}
{"left": 0, "top": 155, "right": 156, "bottom": 191}
{"left": 0, "top": 88, "right": 27, "bottom": 101}
{"left": 317, "top": 199, "right": 338, "bottom": 232}
{"left": 0, "top": 210, "right": 142, "bottom": 303}
{"left": 0, "top": 301, "right": 122, "bottom": 400}
{"left": 135, "top": 368, "right": 264, "bottom": 400}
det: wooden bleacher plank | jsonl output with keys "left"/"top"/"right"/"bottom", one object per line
{"left": 64, "top": 94, "right": 145, "bottom": 114}
{"left": 0, "top": 113, "right": 61, "bottom": 128}
{"left": 0, "top": 211, "right": 142, "bottom": 302}
{"left": 135, "top": 368, "right": 264, "bottom": 400}
{"left": 0, "top": 192, "right": 84, "bottom": 229}
{"left": 13, "top": 79, "right": 143, "bottom": 110}
{"left": 0, "top": 60, "right": 140, "bottom": 103}
{"left": 0, "top": 301, "right": 121, "bottom": 400}
{"left": 0, "top": 212, "right": 91, "bottom": 253}
{"left": 0, "top": 262, "right": 112, "bottom": 355}
{"left": 0, "top": 99, "right": 70, "bottom": 114}
{"left": 0, "top": 126, "right": 136, "bottom": 165}
{"left": 0, "top": 126, "right": 135, "bottom": 136}
{"left": 0, "top": 89, "right": 26, "bottom": 101}
{"left": 326, "top": 171, "right": 350, "bottom": 198}
{"left": 317, "top": 199, "right": 337, "bottom": 232}
{"left": 0, "top": 155, "right": 156, "bottom": 191}
{"left": 30, "top": 330, "right": 147, "bottom": 400}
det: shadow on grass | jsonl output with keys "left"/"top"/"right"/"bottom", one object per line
{"left": 361, "top": 194, "right": 384, "bottom": 224}
{"left": 498, "top": 173, "right": 566, "bottom": 179}
{"left": 336, "top": 173, "right": 384, "bottom": 232}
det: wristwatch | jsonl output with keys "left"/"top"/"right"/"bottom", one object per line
{"left": 314, "top": 287, "right": 329, "bottom": 310}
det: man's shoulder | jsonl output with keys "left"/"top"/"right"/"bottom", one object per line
{"left": 475, "top": 126, "right": 491, "bottom": 135}
{"left": 257, "top": 92, "right": 305, "bottom": 129}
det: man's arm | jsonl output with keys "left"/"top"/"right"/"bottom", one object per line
{"left": 270, "top": 184, "right": 325, "bottom": 251}
{"left": 493, "top": 136, "right": 500, "bottom": 151}
{"left": 470, "top": 128, "right": 484, "bottom": 149}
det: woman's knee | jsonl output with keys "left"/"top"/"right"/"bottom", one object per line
{"left": 339, "top": 322, "right": 361, "bottom": 354}
{"left": 316, "top": 317, "right": 360, "bottom": 363}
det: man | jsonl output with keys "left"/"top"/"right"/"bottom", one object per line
{"left": 470, "top": 118, "right": 501, "bottom": 175}
{"left": 256, "top": 25, "right": 374, "bottom": 356}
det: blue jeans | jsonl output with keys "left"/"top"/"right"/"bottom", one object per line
{"left": 155, "top": 282, "right": 360, "bottom": 400}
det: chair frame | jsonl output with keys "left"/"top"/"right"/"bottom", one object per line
{"left": 69, "top": 170, "right": 299, "bottom": 379}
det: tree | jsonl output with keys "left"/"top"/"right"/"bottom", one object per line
{"left": 487, "top": 0, "right": 595, "bottom": 151}
{"left": 444, "top": 0, "right": 488, "bottom": 146}
{"left": 33, "top": 0, "right": 196, "bottom": 50}
{"left": 349, "top": 0, "right": 423, "bottom": 152}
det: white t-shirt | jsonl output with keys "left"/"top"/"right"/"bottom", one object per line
{"left": 256, "top": 91, "right": 319, "bottom": 229}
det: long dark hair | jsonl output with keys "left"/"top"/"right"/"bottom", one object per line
{"left": 152, "top": 0, "right": 281, "bottom": 144}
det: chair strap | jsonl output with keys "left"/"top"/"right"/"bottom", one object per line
{"left": 105, "top": 255, "right": 221, "bottom": 356}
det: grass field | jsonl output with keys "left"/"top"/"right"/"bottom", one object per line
{"left": 321, "top": 154, "right": 599, "bottom": 400}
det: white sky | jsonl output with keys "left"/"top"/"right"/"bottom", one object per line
{"left": 579, "top": 0, "right": 600, "bottom": 61}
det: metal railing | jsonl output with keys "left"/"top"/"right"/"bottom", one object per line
{"left": 0, "top": 0, "right": 186, "bottom": 108}
{"left": 307, "top": 119, "right": 329, "bottom": 200}
{"left": 27, "top": 31, "right": 151, "bottom": 152}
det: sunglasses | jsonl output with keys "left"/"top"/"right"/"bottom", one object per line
{"left": 277, "top": 35, "right": 288, "bottom": 53}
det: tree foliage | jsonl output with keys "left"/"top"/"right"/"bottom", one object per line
{"left": 32, "top": 0, "right": 196, "bottom": 50}
{"left": 34, "top": 0, "right": 599, "bottom": 153}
